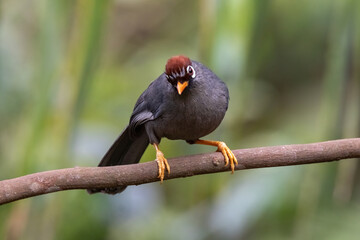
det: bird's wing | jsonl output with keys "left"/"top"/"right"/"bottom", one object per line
{"left": 129, "top": 110, "right": 154, "bottom": 135}
{"left": 129, "top": 99, "right": 154, "bottom": 138}
{"left": 128, "top": 76, "right": 167, "bottom": 138}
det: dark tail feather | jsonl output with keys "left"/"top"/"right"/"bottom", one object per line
{"left": 87, "top": 125, "right": 149, "bottom": 195}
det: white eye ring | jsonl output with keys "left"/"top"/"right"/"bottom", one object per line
{"left": 186, "top": 65, "right": 196, "bottom": 78}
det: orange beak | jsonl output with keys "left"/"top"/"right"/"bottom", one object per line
{"left": 177, "top": 81, "right": 188, "bottom": 95}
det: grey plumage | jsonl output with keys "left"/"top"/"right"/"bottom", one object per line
{"left": 86, "top": 126, "right": 149, "bottom": 194}
{"left": 87, "top": 60, "right": 229, "bottom": 194}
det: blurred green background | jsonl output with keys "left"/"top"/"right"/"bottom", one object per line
{"left": 0, "top": 0, "right": 359, "bottom": 239}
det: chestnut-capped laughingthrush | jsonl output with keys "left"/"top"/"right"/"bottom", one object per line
{"left": 87, "top": 55, "right": 238, "bottom": 194}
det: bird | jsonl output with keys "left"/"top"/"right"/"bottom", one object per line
{"left": 87, "top": 55, "right": 238, "bottom": 194}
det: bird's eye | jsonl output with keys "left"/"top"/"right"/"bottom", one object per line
{"left": 186, "top": 65, "right": 196, "bottom": 78}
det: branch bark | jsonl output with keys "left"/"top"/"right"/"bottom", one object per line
{"left": 1, "top": 138, "right": 359, "bottom": 205}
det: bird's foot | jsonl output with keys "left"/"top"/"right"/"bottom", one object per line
{"left": 154, "top": 145, "right": 170, "bottom": 182}
{"left": 194, "top": 139, "right": 238, "bottom": 173}
{"left": 216, "top": 142, "right": 238, "bottom": 173}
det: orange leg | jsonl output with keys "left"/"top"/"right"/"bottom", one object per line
{"left": 154, "top": 144, "right": 170, "bottom": 182}
{"left": 194, "top": 139, "right": 238, "bottom": 173}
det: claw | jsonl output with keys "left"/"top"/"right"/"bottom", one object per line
{"left": 196, "top": 139, "right": 238, "bottom": 173}
{"left": 217, "top": 142, "right": 238, "bottom": 173}
{"left": 217, "top": 143, "right": 229, "bottom": 166}
{"left": 154, "top": 144, "right": 170, "bottom": 182}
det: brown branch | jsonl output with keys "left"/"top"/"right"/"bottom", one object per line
{"left": 1, "top": 138, "right": 360, "bottom": 205}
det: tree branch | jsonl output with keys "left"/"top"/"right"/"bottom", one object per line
{"left": 1, "top": 138, "right": 360, "bottom": 205}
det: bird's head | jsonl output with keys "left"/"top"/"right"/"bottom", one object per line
{"left": 165, "top": 55, "right": 196, "bottom": 95}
